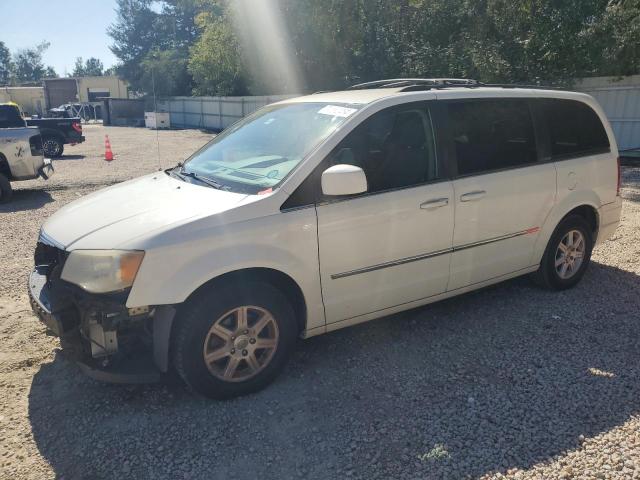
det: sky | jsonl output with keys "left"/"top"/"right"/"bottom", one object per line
{"left": 1, "top": 0, "right": 119, "bottom": 76}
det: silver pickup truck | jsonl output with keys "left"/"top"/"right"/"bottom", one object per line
{"left": 0, "top": 127, "right": 54, "bottom": 203}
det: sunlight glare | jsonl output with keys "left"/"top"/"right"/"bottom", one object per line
{"left": 230, "top": 0, "right": 304, "bottom": 94}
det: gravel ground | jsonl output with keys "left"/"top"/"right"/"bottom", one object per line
{"left": 1, "top": 124, "right": 639, "bottom": 480}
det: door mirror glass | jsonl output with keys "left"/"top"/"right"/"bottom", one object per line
{"left": 321, "top": 164, "right": 368, "bottom": 196}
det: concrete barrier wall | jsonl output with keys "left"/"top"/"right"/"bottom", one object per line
{"left": 576, "top": 75, "right": 640, "bottom": 152}
{"left": 155, "top": 95, "right": 297, "bottom": 131}
{"left": 156, "top": 79, "right": 640, "bottom": 152}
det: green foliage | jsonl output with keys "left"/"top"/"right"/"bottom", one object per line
{"left": 188, "top": 10, "right": 249, "bottom": 96}
{"left": 85, "top": 57, "right": 105, "bottom": 76}
{"left": 73, "top": 57, "right": 105, "bottom": 76}
{"left": 12, "top": 42, "right": 55, "bottom": 83}
{"left": 0, "top": 41, "right": 56, "bottom": 84}
{"left": 43, "top": 66, "right": 57, "bottom": 79}
{"left": 108, "top": 0, "right": 209, "bottom": 95}
{"left": 141, "top": 49, "right": 192, "bottom": 96}
{"left": 0, "top": 41, "right": 12, "bottom": 85}
{"left": 110, "top": 0, "right": 640, "bottom": 96}
{"left": 596, "top": 0, "right": 640, "bottom": 76}
{"left": 108, "top": 0, "right": 162, "bottom": 91}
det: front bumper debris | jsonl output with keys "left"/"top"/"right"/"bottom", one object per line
{"left": 28, "top": 248, "right": 174, "bottom": 384}
{"left": 28, "top": 266, "right": 77, "bottom": 336}
{"left": 38, "top": 158, "right": 54, "bottom": 180}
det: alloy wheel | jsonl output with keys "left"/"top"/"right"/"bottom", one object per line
{"left": 554, "top": 229, "right": 586, "bottom": 280}
{"left": 43, "top": 139, "right": 61, "bottom": 157}
{"left": 202, "top": 305, "right": 279, "bottom": 382}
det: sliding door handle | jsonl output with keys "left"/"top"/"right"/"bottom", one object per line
{"left": 420, "top": 197, "right": 449, "bottom": 209}
{"left": 460, "top": 190, "right": 486, "bottom": 202}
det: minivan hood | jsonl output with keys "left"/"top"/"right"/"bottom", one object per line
{"left": 41, "top": 173, "right": 248, "bottom": 249}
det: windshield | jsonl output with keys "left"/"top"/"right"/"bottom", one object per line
{"left": 181, "top": 102, "right": 362, "bottom": 193}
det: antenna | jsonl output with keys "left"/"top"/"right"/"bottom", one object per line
{"left": 151, "top": 65, "right": 162, "bottom": 171}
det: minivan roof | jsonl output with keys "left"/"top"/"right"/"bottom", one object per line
{"left": 279, "top": 86, "right": 592, "bottom": 106}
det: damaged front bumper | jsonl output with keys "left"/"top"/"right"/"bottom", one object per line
{"left": 28, "top": 254, "right": 175, "bottom": 384}
{"left": 38, "top": 158, "right": 54, "bottom": 180}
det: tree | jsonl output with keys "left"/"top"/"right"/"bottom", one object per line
{"left": 112, "top": 0, "right": 640, "bottom": 96}
{"left": 43, "top": 66, "right": 57, "bottom": 78}
{"left": 141, "top": 49, "right": 192, "bottom": 96}
{"left": 74, "top": 57, "right": 104, "bottom": 76}
{"left": 593, "top": 0, "right": 640, "bottom": 76}
{"left": 108, "top": 0, "right": 206, "bottom": 94}
{"left": 84, "top": 57, "right": 105, "bottom": 76}
{"left": 73, "top": 57, "right": 85, "bottom": 76}
{"left": 0, "top": 41, "right": 13, "bottom": 85}
{"left": 108, "top": 0, "right": 161, "bottom": 91}
{"left": 13, "top": 42, "right": 52, "bottom": 83}
{"left": 104, "top": 65, "right": 118, "bottom": 76}
{"left": 188, "top": 10, "right": 249, "bottom": 96}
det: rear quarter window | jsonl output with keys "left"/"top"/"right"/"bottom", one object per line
{"left": 538, "top": 99, "right": 610, "bottom": 158}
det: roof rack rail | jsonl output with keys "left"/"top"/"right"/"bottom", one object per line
{"left": 480, "top": 83, "right": 566, "bottom": 91}
{"left": 346, "top": 78, "right": 566, "bottom": 92}
{"left": 347, "top": 78, "right": 479, "bottom": 90}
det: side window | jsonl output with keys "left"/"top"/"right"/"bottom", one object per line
{"left": 538, "top": 99, "right": 610, "bottom": 158}
{"left": 448, "top": 99, "right": 537, "bottom": 176}
{"left": 281, "top": 104, "right": 438, "bottom": 210}
{"left": 326, "top": 105, "right": 438, "bottom": 193}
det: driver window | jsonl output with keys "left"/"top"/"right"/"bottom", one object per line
{"left": 328, "top": 104, "right": 437, "bottom": 193}
{"left": 281, "top": 104, "right": 439, "bottom": 210}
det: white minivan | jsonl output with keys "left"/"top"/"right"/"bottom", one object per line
{"left": 29, "top": 79, "right": 622, "bottom": 399}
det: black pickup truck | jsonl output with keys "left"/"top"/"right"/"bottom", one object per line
{"left": 0, "top": 103, "right": 85, "bottom": 158}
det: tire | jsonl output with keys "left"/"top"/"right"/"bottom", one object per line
{"left": 172, "top": 281, "right": 298, "bottom": 399}
{"left": 0, "top": 173, "right": 12, "bottom": 204}
{"left": 42, "top": 136, "right": 64, "bottom": 158}
{"left": 532, "top": 215, "right": 593, "bottom": 290}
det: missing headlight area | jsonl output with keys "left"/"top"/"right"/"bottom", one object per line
{"left": 29, "top": 244, "right": 173, "bottom": 383}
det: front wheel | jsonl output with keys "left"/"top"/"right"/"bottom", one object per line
{"left": 42, "top": 136, "right": 64, "bottom": 158}
{"left": 532, "top": 215, "right": 593, "bottom": 290}
{"left": 172, "top": 281, "right": 298, "bottom": 399}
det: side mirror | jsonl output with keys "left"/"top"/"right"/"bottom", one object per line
{"left": 321, "top": 164, "right": 368, "bottom": 196}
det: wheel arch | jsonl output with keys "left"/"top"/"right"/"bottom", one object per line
{"left": 39, "top": 128, "right": 65, "bottom": 142}
{"left": 563, "top": 204, "right": 599, "bottom": 239}
{"left": 533, "top": 197, "right": 600, "bottom": 265}
{"left": 179, "top": 267, "right": 308, "bottom": 335}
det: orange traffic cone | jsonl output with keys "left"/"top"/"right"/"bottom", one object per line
{"left": 104, "top": 135, "right": 114, "bottom": 161}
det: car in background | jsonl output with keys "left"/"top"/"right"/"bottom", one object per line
{"left": 0, "top": 102, "right": 85, "bottom": 158}
{"left": 0, "top": 127, "right": 53, "bottom": 202}
{"left": 48, "top": 103, "right": 101, "bottom": 121}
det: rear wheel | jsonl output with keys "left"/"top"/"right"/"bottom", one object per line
{"left": 532, "top": 215, "right": 593, "bottom": 290}
{"left": 0, "top": 173, "right": 12, "bottom": 203}
{"left": 172, "top": 281, "right": 297, "bottom": 399}
{"left": 42, "top": 136, "right": 64, "bottom": 158}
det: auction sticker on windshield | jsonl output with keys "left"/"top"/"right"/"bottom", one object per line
{"left": 318, "top": 105, "right": 358, "bottom": 117}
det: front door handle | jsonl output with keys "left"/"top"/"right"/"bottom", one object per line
{"left": 420, "top": 197, "right": 449, "bottom": 209}
{"left": 460, "top": 190, "right": 486, "bottom": 202}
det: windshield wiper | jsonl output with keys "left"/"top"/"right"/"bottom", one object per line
{"left": 169, "top": 165, "right": 188, "bottom": 181}
{"left": 179, "top": 167, "right": 225, "bottom": 190}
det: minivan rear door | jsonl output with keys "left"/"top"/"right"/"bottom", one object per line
{"left": 442, "top": 97, "right": 556, "bottom": 290}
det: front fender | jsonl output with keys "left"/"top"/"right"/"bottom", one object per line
{"left": 126, "top": 208, "right": 325, "bottom": 331}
